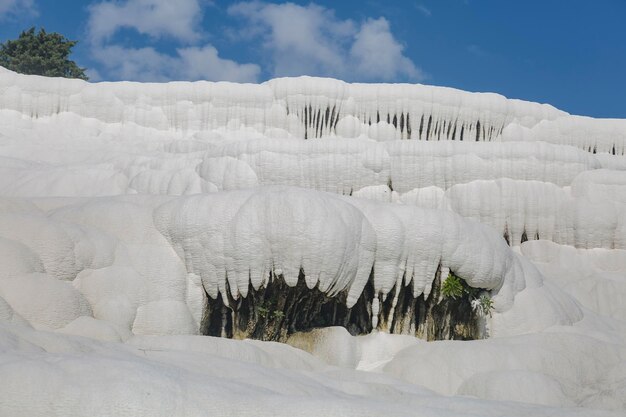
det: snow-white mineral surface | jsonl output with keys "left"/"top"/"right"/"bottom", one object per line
{"left": 0, "top": 67, "right": 625, "bottom": 416}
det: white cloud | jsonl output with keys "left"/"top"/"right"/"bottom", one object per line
{"left": 86, "top": 0, "right": 259, "bottom": 82}
{"left": 87, "top": 0, "right": 203, "bottom": 44}
{"left": 0, "top": 0, "right": 36, "bottom": 18}
{"left": 350, "top": 18, "right": 424, "bottom": 81}
{"left": 228, "top": 1, "right": 423, "bottom": 82}
{"left": 84, "top": 67, "right": 103, "bottom": 82}
{"left": 85, "top": 0, "right": 421, "bottom": 83}
{"left": 91, "top": 44, "right": 260, "bottom": 82}
{"left": 415, "top": 4, "right": 432, "bottom": 17}
{"left": 228, "top": 2, "right": 353, "bottom": 77}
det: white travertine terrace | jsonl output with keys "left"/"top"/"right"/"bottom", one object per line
{"left": 0, "top": 67, "right": 625, "bottom": 416}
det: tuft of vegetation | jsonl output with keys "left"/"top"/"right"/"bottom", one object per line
{"left": 271, "top": 310, "right": 285, "bottom": 320}
{"left": 257, "top": 303, "right": 285, "bottom": 320}
{"left": 441, "top": 272, "right": 465, "bottom": 299}
{"left": 472, "top": 295, "right": 495, "bottom": 318}
{"left": 0, "top": 27, "right": 88, "bottom": 80}
{"left": 443, "top": 272, "right": 495, "bottom": 318}
{"left": 257, "top": 306, "right": 270, "bottom": 318}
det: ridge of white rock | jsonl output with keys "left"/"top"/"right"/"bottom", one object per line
{"left": 2, "top": 66, "right": 624, "bottom": 155}
{"left": 0, "top": 187, "right": 571, "bottom": 338}
{"left": 0, "top": 67, "right": 562, "bottom": 139}
{"left": 502, "top": 115, "right": 626, "bottom": 155}
{"left": 153, "top": 186, "right": 566, "bottom": 327}
{"left": 200, "top": 138, "right": 601, "bottom": 191}
{"left": 198, "top": 139, "right": 626, "bottom": 249}
{"left": 2, "top": 104, "right": 624, "bottom": 249}
{"left": 446, "top": 174, "right": 626, "bottom": 249}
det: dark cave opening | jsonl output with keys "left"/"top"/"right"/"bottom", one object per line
{"left": 200, "top": 267, "right": 482, "bottom": 342}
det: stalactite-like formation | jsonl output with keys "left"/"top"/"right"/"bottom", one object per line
{"left": 201, "top": 267, "right": 482, "bottom": 342}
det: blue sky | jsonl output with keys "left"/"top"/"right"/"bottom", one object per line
{"left": 1, "top": 0, "right": 625, "bottom": 118}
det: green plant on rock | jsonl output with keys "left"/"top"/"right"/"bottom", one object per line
{"left": 257, "top": 302, "right": 285, "bottom": 320}
{"left": 475, "top": 295, "right": 494, "bottom": 318}
{"left": 271, "top": 310, "right": 285, "bottom": 320}
{"left": 257, "top": 306, "right": 270, "bottom": 318}
{"left": 441, "top": 272, "right": 465, "bottom": 299}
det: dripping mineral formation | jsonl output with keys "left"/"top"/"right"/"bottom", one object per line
{"left": 0, "top": 67, "right": 625, "bottom": 416}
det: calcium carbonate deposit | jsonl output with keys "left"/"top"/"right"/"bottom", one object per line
{"left": 0, "top": 67, "right": 625, "bottom": 416}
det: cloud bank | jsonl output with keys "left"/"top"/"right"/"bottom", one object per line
{"left": 229, "top": 1, "right": 424, "bottom": 82}
{"left": 85, "top": 0, "right": 423, "bottom": 83}
{"left": 86, "top": 0, "right": 260, "bottom": 82}
{"left": 0, "top": 0, "right": 37, "bottom": 19}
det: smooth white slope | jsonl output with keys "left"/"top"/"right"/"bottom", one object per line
{"left": 1, "top": 321, "right": 624, "bottom": 416}
{"left": 502, "top": 116, "right": 626, "bottom": 155}
{"left": 521, "top": 240, "right": 626, "bottom": 321}
{"left": 0, "top": 69, "right": 625, "bottom": 415}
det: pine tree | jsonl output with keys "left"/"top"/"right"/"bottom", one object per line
{"left": 0, "top": 27, "right": 88, "bottom": 80}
